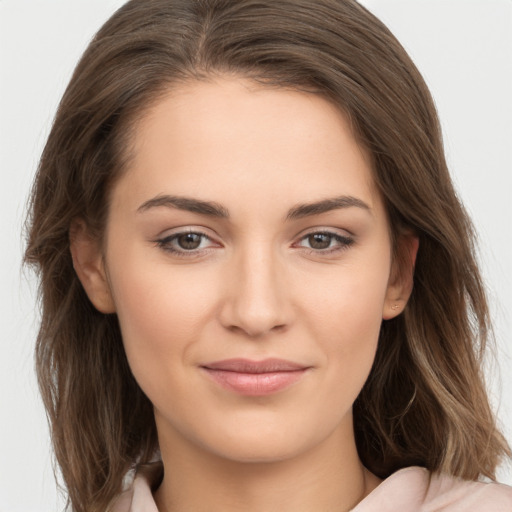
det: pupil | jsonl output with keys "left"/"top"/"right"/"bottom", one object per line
{"left": 178, "top": 233, "right": 201, "bottom": 250}
{"left": 309, "top": 233, "right": 331, "bottom": 249}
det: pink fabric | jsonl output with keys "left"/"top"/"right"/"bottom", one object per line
{"left": 111, "top": 469, "right": 159, "bottom": 512}
{"left": 111, "top": 466, "right": 512, "bottom": 511}
{"left": 352, "top": 467, "right": 512, "bottom": 511}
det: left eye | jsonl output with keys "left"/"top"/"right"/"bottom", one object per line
{"left": 296, "top": 232, "right": 353, "bottom": 251}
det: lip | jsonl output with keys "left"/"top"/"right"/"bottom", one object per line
{"left": 201, "top": 358, "right": 310, "bottom": 396}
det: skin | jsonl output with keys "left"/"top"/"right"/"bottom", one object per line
{"left": 71, "top": 77, "right": 417, "bottom": 511}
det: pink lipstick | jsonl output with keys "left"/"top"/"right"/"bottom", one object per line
{"left": 201, "top": 358, "right": 310, "bottom": 396}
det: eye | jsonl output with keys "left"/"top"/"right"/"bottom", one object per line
{"left": 174, "top": 232, "right": 204, "bottom": 250}
{"left": 155, "top": 230, "right": 219, "bottom": 255}
{"left": 295, "top": 231, "right": 354, "bottom": 253}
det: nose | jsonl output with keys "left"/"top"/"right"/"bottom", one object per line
{"left": 218, "top": 245, "right": 292, "bottom": 338}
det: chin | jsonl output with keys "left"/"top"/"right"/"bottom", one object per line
{"left": 191, "top": 412, "right": 347, "bottom": 465}
{"left": 207, "top": 436, "right": 312, "bottom": 465}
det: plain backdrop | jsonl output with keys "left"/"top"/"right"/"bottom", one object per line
{"left": 1, "top": 1, "right": 511, "bottom": 510}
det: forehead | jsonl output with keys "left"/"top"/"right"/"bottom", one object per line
{"left": 112, "top": 77, "right": 382, "bottom": 217}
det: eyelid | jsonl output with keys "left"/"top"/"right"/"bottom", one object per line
{"left": 155, "top": 223, "right": 216, "bottom": 237}
{"left": 293, "top": 226, "right": 354, "bottom": 242}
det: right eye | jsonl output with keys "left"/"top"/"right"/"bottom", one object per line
{"left": 155, "top": 230, "right": 219, "bottom": 256}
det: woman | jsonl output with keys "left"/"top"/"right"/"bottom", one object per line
{"left": 24, "top": 0, "right": 512, "bottom": 511}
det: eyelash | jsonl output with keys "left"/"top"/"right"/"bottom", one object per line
{"left": 154, "top": 229, "right": 354, "bottom": 258}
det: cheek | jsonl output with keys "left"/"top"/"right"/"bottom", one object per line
{"left": 106, "top": 252, "right": 217, "bottom": 388}
{"left": 303, "top": 260, "right": 389, "bottom": 338}
{"left": 300, "top": 259, "right": 390, "bottom": 393}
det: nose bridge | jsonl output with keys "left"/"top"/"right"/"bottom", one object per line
{"left": 220, "top": 238, "right": 290, "bottom": 337}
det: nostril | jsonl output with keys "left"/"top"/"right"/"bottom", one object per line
{"left": 224, "top": 321, "right": 287, "bottom": 338}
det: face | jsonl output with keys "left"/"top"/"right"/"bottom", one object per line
{"left": 75, "top": 77, "right": 412, "bottom": 464}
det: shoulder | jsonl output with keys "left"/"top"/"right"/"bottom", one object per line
{"left": 352, "top": 466, "right": 512, "bottom": 512}
{"left": 425, "top": 470, "right": 512, "bottom": 511}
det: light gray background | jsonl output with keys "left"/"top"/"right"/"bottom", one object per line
{"left": 1, "top": 1, "right": 511, "bottom": 510}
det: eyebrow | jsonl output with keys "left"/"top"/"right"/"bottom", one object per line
{"left": 285, "top": 195, "right": 371, "bottom": 220}
{"left": 137, "top": 195, "right": 229, "bottom": 218}
{"left": 137, "top": 194, "right": 370, "bottom": 219}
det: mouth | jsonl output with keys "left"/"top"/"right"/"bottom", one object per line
{"left": 200, "top": 358, "right": 311, "bottom": 396}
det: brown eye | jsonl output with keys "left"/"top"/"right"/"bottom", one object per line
{"left": 177, "top": 233, "right": 203, "bottom": 250}
{"left": 307, "top": 233, "right": 332, "bottom": 249}
{"left": 295, "top": 231, "right": 354, "bottom": 254}
{"left": 156, "top": 230, "right": 219, "bottom": 256}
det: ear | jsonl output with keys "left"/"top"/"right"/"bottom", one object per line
{"left": 382, "top": 232, "right": 419, "bottom": 320}
{"left": 69, "top": 219, "right": 116, "bottom": 314}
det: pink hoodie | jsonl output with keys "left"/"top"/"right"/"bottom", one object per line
{"left": 111, "top": 465, "right": 512, "bottom": 511}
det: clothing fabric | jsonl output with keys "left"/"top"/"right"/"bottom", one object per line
{"left": 111, "top": 465, "right": 512, "bottom": 511}
{"left": 351, "top": 467, "right": 512, "bottom": 511}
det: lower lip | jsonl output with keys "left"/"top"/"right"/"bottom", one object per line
{"left": 202, "top": 368, "right": 308, "bottom": 396}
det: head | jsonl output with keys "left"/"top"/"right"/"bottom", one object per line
{"left": 25, "top": 1, "right": 509, "bottom": 511}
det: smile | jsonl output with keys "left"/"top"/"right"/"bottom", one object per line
{"left": 201, "top": 358, "right": 311, "bottom": 396}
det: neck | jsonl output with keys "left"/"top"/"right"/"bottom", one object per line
{"left": 153, "top": 420, "right": 380, "bottom": 512}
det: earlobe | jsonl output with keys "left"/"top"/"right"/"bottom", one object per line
{"left": 69, "top": 219, "right": 116, "bottom": 314}
{"left": 383, "top": 233, "right": 419, "bottom": 320}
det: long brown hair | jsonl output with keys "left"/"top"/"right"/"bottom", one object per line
{"left": 24, "top": 0, "right": 510, "bottom": 510}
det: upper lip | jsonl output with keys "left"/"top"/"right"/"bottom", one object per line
{"left": 201, "top": 358, "right": 309, "bottom": 374}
